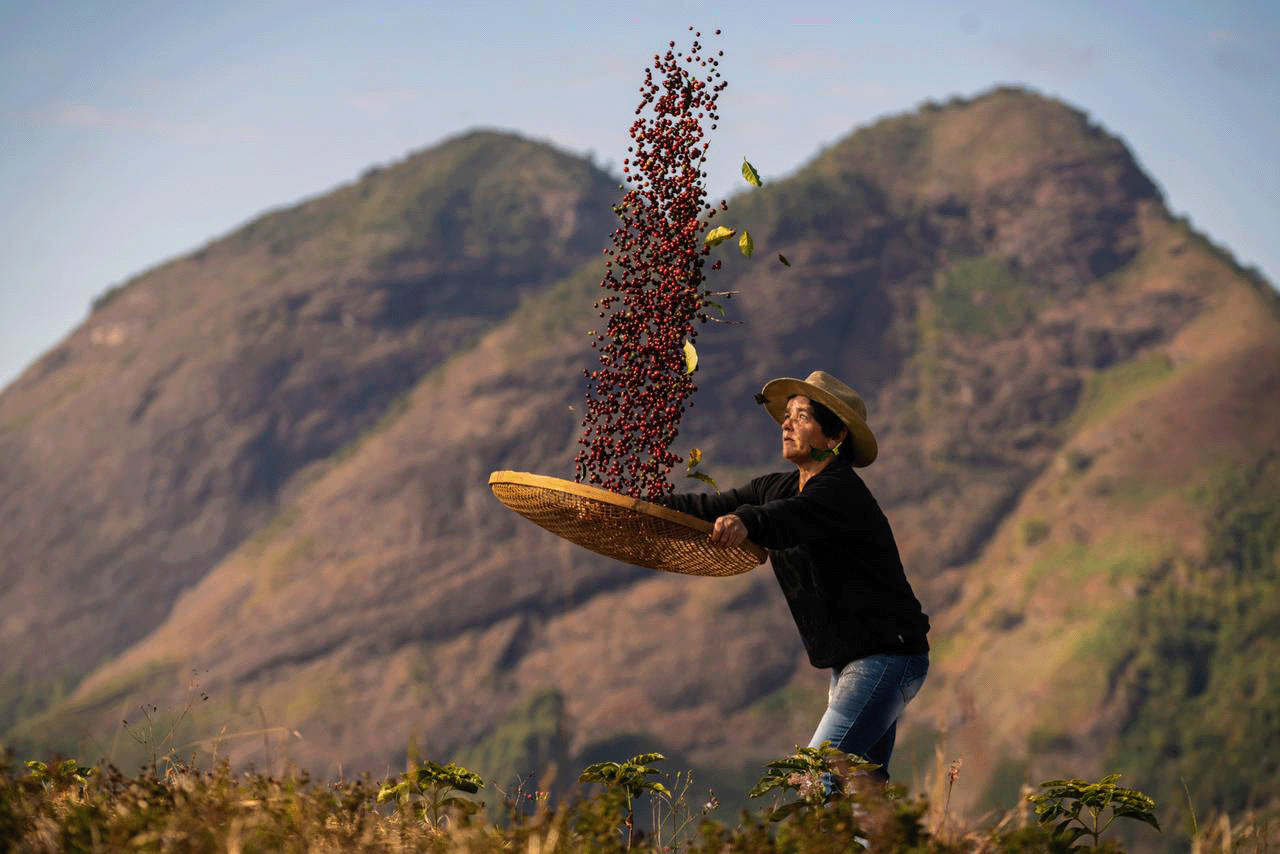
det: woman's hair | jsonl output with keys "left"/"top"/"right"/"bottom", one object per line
{"left": 789, "top": 395, "right": 848, "bottom": 441}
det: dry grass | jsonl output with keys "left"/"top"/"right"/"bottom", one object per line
{"left": 6, "top": 745, "right": 1237, "bottom": 854}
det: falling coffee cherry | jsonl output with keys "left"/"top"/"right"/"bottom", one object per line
{"left": 575, "top": 30, "right": 728, "bottom": 500}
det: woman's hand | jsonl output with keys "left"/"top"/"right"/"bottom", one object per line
{"left": 710, "top": 514, "right": 749, "bottom": 548}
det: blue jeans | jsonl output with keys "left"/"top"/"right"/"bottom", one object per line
{"left": 808, "top": 652, "right": 929, "bottom": 780}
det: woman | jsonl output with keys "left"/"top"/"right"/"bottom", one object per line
{"left": 659, "top": 370, "right": 930, "bottom": 780}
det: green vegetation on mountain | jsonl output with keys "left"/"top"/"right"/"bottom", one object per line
{"left": 1103, "top": 454, "right": 1280, "bottom": 848}
{"left": 932, "top": 257, "right": 1037, "bottom": 338}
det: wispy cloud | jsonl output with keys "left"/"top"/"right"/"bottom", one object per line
{"left": 822, "top": 80, "right": 909, "bottom": 102}
{"left": 1208, "top": 28, "right": 1272, "bottom": 78}
{"left": 525, "top": 55, "right": 637, "bottom": 92}
{"left": 999, "top": 32, "right": 1098, "bottom": 78}
{"left": 35, "top": 102, "right": 264, "bottom": 144}
{"left": 51, "top": 103, "right": 153, "bottom": 132}
{"left": 722, "top": 89, "right": 795, "bottom": 113}
{"left": 340, "top": 88, "right": 423, "bottom": 115}
{"left": 761, "top": 49, "right": 847, "bottom": 75}
{"left": 589, "top": 53, "right": 641, "bottom": 80}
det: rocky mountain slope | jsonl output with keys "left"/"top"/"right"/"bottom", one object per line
{"left": 0, "top": 130, "right": 620, "bottom": 721}
{"left": 3, "top": 87, "right": 1276, "bottom": 838}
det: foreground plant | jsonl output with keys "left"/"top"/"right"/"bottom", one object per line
{"left": 376, "top": 759, "right": 485, "bottom": 828}
{"left": 1, "top": 748, "right": 1189, "bottom": 853}
{"left": 24, "top": 758, "right": 93, "bottom": 793}
{"left": 1028, "top": 773, "right": 1160, "bottom": 850}
{"left": 749, "top": 743, "right": 880, "bottom": 820}
{"left": 578, "top": 751, "right": 669, "bottom": 848}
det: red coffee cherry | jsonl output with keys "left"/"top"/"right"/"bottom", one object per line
{"left": 575, "top": 32, "right": 727, "bottom": 500}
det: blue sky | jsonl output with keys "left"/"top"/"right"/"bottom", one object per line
{"left": 2, "top": 0, "right": 1277, "bottom": 388}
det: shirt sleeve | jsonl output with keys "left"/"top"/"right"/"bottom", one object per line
{"left": 654, "top": 481, "right": 763, "bottom": 523}
{"left": 731, "top": 472, "right": 863, "bottom": 550}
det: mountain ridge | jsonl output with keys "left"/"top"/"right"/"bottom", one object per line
{"left": 0, "top": 128, "right": 621, "bottom": 711}
{"left": 3, "top": 87, "right": 1277, "bottom": 842}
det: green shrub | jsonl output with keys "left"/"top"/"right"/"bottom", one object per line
{"left": 1028, "top": 773, "right": 1159, "bottom": 850}
{"left": 1022, "top": 518, "right": 1051, "bottom": 546}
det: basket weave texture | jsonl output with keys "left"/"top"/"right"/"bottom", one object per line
{"left": 489, "top": 471, "right": 766, "bottom": 577}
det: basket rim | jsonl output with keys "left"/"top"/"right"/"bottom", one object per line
{"left": 487, "top": 470, "right": 768, "bottom": 569}
{"left": 488, "top": 470, "right": 713, "bottom": 532}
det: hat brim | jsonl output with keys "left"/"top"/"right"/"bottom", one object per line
{"left": 759, "top": 377, "right": 878, "bottom": 467}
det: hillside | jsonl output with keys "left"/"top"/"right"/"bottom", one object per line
{"left": 3, "top": 87, "right": 1277, "bottom": 842}
{"left": 0, "top": 130, "right": 621, "bottom": 725}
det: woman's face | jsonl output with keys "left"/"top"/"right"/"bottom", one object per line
{"left": 781, "top": 395, "right": 838, "bottom": 464}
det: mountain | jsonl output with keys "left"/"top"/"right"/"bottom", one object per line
{"left": 0, "top": 129, "right": 620, "bottom": 723}
{"left": 3, "top": 87, "right": 1276, "bottom": 842}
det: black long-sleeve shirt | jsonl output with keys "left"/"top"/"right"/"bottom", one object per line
{"left": 659, "top": 455, "right": 929, "bottom": 669}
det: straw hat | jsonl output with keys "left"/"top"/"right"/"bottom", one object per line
{"left": 756, "top": 370, "right": 878, "bottom": 467}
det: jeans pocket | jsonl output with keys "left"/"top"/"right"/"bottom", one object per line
{"left": 898, "top": 655, "right": 929, "bottom": 704}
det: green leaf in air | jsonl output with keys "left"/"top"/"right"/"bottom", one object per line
{"left": 778, "top": 253, "right": 791, "bottom": 267}
{"left": 738, "top": 230, "right": 754, "bottom": 257}
{"left": 704, "top": 226, "right": 737, "bottom": 247}
{"left": 686, "top": 470, "right": 720, "bottom": 492}
{"left": 687, "top": 447, "right": 703, "bottom": 469}
{"left": 742, "top": 158, "right": 762, "bottom": 187}
{"left": 683, "top": 339, "right": 698, "bottom": 374}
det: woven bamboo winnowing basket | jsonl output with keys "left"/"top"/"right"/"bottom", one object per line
{"left": 488, "top": 471, "right": 766, "bottom": 576}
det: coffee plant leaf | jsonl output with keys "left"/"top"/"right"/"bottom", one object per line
{"left": 738, "top": 229, "right": 754, "bottom": 257}
{"left": 687, "top": 448, "right": 703, "bottom": 468}
{"left": 442, "top": 796, "right": 483, "bottom": 817}
{"left": 742, "top": 157, "right": 762, "bottom": 187}
{"left": 767, "top": 800, "right": 809, "bottom": 822}
{"left": 1059, "top": 825, "right": 1090, "bottom": 848}
{"left": 1113, "top": 790, "right": 1160, "bottom": 830}
{"left": 629, "top": 752, "right": 665, "bottom": 767}
{"left": 579, "top": 761, "right": 623, "bottom": 784}
{"left": 377, "top": 781, "right": 409, "bottom": 803}
{"left": 704, "top": 226, "right": 737, "bottom": 247}
{"left": 683, "top": 339, "right": 698, "bottom": 374}
{"left": 748, "top": 776, "right": 787, "bottom": 799}
{"left": 414, "top": 761, "right": 483, "bottom": 794}
{"left": 1117, "top": 809, "right": 1161, "bottom": 831}
{"left": 686, "top": 470, "right": 719, "bottom": 492}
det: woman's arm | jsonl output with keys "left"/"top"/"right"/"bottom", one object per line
{"left": 731, "top": 472, "right": 864, "bottom": 550}
{"left": 654, "top": 482, "right": 761, "bottom": 524}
